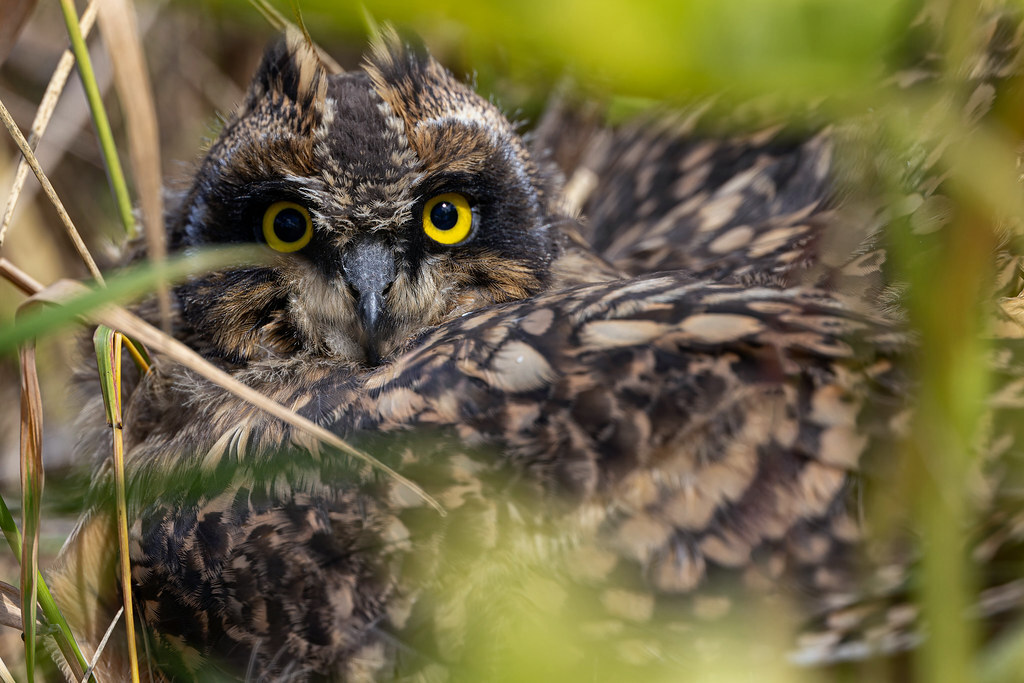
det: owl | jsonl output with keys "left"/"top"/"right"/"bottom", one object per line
{"left": 48, "top": 12, "right": 1024, "bottom": 683}
{"left": 163, "top": 31, "right": 618, "bottom": 369}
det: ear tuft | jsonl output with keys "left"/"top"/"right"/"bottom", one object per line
{"left": 363, "top": 25, "right": 459, "bottom": 127}
{"left": 365, "top": 24, "right": 432, "bottom": 73}
{"left": 246, "top": 27, "right": 328, "bottom": 118}
{"left": 365, "top": 24, "right": 405, "bottom": 76}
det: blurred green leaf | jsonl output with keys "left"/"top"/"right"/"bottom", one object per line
{"left": 219, "top": 0, "right": 911, "bottom": 101}
{"left": 0, "top": 246, "right": 265, "bottom": 356}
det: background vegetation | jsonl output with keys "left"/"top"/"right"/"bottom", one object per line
{"left": 0, "top": 0, "right": 1022, "bottom": 680}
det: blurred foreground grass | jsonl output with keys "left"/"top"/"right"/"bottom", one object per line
{"left": 0, "top": 0, "right": 1022, "bottom": 680}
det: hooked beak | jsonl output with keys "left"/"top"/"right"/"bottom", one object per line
{"left": 342, "top": 239, "right": 396, "bottom": 365}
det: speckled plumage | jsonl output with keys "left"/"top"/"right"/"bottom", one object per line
{"left": 49, "top": 10, "right": 1024, "bottom": 682}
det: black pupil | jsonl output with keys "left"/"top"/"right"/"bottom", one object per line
{"left": 273, "top": 208, "right": 306, "bottom": 242}
{"left": 430, "top": 201, "right": 459, "bottom": 231}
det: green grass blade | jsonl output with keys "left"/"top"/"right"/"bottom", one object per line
{"left": 58, "top": 0, "right": 136, "bottom": 238}
{"left": 0, "top": 496, "right": 92, "bottom": 681}
{"left": 0, "top": 246, "right": 264, "bottom": 356}
{"left": 93, "top": 327, "right": 140, "bottom": 682}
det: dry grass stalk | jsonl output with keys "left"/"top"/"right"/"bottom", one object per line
{"left": 0, "top": 0, "right": 98, "bottom": 248}
{"left": 96, "top": 0, "right": 169, "bottom": 332}
{"left": 0, "top": 98, "right": 103, "bottom": 283}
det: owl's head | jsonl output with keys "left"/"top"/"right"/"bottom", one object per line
{"left": 171, "top": 29, "right": 568, "bottom": 365}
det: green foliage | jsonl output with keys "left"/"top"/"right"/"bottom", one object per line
{"left": 0, "top": 247, "right": 264, "bottom": 357}
{"left": 238, "top": 0, "right": 910, "bottom": 100}
{"left": 3, "top": 0, "right": 1024, "bottom": 680}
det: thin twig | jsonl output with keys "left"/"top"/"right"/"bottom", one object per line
{"left": 81, "top": 606, "right": 123, "bottom": 682}
{"left": 0, "top": 580, "right": 24, "bottom": 631}
{"left": 0, "top": 99, "right": 104, "bottom": 283}
{"left": 5, "top": 1, "right": 165, "bottom": 220}
{"left": 0, "top": 0, "right": 98, "bottom": 248}
{"left": 0, "top": 257, "right": 44, "bottom": 295}
{"left": 248, "top": 0, "right": 288, "bottom": 30}
{"left": 0, "top": 655, "right": 15, "bottom": 683}
{"left": 248, "top": 0, "right": 343, "bottom": 72}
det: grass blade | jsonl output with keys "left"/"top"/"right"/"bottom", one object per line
{"left": 0, "top": 246, "right": 263, "bottom": 355}
{"left": 58, "top": 0, "right": 135, "bottom": 238}
{"left": 96, "top": 0, "right": 170, "bottom": 330}
{"left": 93, "top": 327, "right": 140, "bottom": 683}
{"left": 4, "top": 278, "right": 98, "bottom": 680}
{"left": 0, "top": 0, "right": 98, "bottom": 248}
{"left": 18, "top": 341, "right": 43, "bottom": 683}
{"left": 0, "top": 497, "right": 90, "bottom": 681}
{"left": 120, "top": 335, "right": 150, "bottom": 374}
{"left": 0, "top": 97, "right": 103, "bottom": 283}
{"left": 0, "top": 654, "right": 16, "bottom": 683}
{"left": 81, "top": 607, "right": 123, "bottom": 683}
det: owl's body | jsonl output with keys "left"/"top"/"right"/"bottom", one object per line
{"left": 50, "top": 12, "right": 1024, "bottom": 683}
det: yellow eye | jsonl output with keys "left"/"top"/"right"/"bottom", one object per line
{"left": 262, "top": 201, "right": 312, "bottom": 252}
{"left": 422, "top": 193, "right": 473, "bottom": 245}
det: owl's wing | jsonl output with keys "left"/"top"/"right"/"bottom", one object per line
{"left": 90, "top": 272, "right": 912, "bottom": 678}
{"left": 536, "top": 99, "right": 838, "bottom": 287}
{"left": 535, "top": 7, "right": 1024, "bottom": 297}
